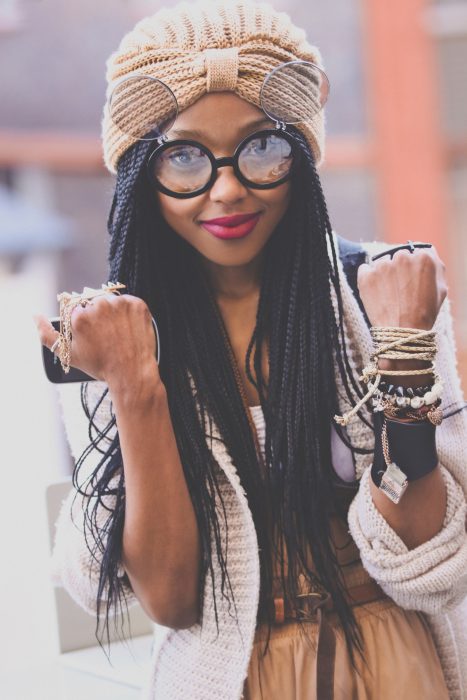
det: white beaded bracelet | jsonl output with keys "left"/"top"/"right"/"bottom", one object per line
{"left": 371, "top": 379, "right": 443, "bottom": 412}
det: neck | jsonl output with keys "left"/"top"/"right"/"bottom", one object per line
{"left": 200, "top": 255, "right": 263, "bottom": 302}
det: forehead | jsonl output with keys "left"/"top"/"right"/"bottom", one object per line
{"left": 165, "top": 92, "right": 273, "bottom": 142}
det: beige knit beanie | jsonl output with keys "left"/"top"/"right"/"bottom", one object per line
{"left": 102, "top": 0, "right": 327, "bottom": 174}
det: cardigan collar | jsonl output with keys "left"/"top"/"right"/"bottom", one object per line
{"left": 147, "top": 234, "right": 377, "bottom": 699}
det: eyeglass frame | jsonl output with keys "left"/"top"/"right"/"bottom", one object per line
{"left": 145, "top": 126, "right": 301, "bottom": 199}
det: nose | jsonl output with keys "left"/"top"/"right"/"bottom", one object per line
{"left": 208, "top": 164, "right": 249, "bottom": 204}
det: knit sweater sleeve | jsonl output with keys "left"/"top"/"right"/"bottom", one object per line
{"left": 347, "top": 296, "right": 467, "bottom": 614}
{"left": 50, "top": 380, "right": 139, "bottom": 616}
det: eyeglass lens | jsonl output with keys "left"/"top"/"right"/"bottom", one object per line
{"left": 152, "top": 132, "right": 293, "bottom": 194}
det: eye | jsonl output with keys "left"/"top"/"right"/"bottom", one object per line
{"left": 166, "top": 146, "right": 205, "bottom": 166}
{"left": 169, "top": 150, "right": 188, "bottom": 163}
{"left": 245, "top": 137, "right": 268, "bottom": 153}
{"left": 243, "top": 134, "right": 289, "bottom": 156}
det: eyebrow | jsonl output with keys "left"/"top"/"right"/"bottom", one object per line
{"left": 169, "top": 117, "right": 274, "bottom": 140}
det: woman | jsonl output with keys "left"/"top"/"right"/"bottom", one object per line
{"left": 34, "top": 1, "right": 467, "bottom": 698}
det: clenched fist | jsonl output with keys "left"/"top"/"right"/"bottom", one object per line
{"left": 34, "top": 293, "right": 159, "bottom": 387}
{"left": 357, "top": 246, "right": 448, "bottom": 330}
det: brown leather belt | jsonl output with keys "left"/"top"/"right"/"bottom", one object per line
{"left": 271, "top": 579, "right": 387, "bottom": 700}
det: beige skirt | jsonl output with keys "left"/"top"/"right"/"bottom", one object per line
{"left": 241, "top": 597, "right": 449, "bottom": 699}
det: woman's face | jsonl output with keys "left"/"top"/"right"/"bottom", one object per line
{"left": 154, "top": 92, "right": 292, "bottom": 291}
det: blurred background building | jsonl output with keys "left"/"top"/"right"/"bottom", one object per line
{"left": 2, "top": 0, "right": 466, "bottom": 365}
{"left": 0, "top": 0, "right": 466, "bottom": 697}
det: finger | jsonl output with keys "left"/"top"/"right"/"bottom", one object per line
{"left": 368, "top": 254, "right": 393, "bottom": 274}
{"left": 357, "top": 262, "right": 371, "bottom": 283}
{"left": 33, "top": 314, "right": 60, "bottom": 351}
{"left": 391, "top": 247, "right": 412, "bottom": 263}
{"left": 403, "top": 243, "right": 442, "bottom": 270}
{"left": 408, "top": 247, "right": 439, "bottom": 275}
{"left": 68, "top": 291, "right": 117, "bottom": 324}
{"left": 424, "top": 244, "right": 446, "bottom": 272}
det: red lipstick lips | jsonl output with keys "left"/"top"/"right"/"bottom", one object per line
{"left": 202, "top": 212, "right": 259, "bottom": 226}
{"left": 200, "top": 211, "right": 262, "bottom": 239}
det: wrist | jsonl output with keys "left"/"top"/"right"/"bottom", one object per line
{"left": 107, "top": 359, "right": 165, "bottom": 412}
{"left": 372, "top": 412, "right": 439, "bottom": 494}
{"left": 378, "top": 358, "right": 433, "bottom": 387}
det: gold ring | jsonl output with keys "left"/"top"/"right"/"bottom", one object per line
{"left": 50, "top": 336, "right": 61, "bottom": 354}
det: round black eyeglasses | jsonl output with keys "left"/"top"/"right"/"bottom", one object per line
{"left": 146, "top": 128, "right": 299, "bottom": 199}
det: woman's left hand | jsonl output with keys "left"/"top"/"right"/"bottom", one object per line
{"left": 357, "top": 246, "right": 448, "bottom": 330}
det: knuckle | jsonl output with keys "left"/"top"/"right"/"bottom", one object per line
{"left": 130, "top": 296, "right": 150, "bottom": 316}
{"left": 373, "top": 258, "right": 391, "bottom": 273}
{"left": 97, "top": 292, "right": 126, "bottom": 311}
{"left": 112, "top": 293, "right": 149, "bottom": 319}
{"left": 71, "top": 306, "right": 87, "bottom": 331}
{"left": 130, "top": 295, "right": 146, "bottom": 309}
{"left": 418, "top": 248, "right": 432, "bottom": 260}
{"left": 393, "top": 248, "right": 411, "bottom": 263}
{"left": 116, "top": 293, "right": 134, "bottom": 307}
{"left": 104, "top": 291, "right": 123, "bottom": 305}
{"left": 420, "top": 251, "right": 436, "bottom": 269}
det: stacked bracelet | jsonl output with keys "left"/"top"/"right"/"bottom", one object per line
{"left": 332, "top": 325, "right": 443, "bottom": 506}
{"left": 371, "top": 373, "right": 444, "bottom": 427}
{"left": 334, "top": 326, "right": 438, "bottom": 428}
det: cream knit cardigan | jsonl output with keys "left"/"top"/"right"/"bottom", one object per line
{"left": 51, "top": 235, "right": 467, "bottom": 700}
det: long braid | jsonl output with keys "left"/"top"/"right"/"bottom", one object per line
{"left": 74, "top": 127, "right": 376, "bottom": 668}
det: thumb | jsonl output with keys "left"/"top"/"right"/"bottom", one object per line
{"left": 33, "top": 314, "right": 60, "bottom": 350}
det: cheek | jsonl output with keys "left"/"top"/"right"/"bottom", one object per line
{"left": 260, "top": 183, "right": 291, "bottom": 216}
{"left": 155, "top": 193, "right": 198, "bottom": 231}
{"left": 281, "top": 183, "right": 292, "bottom": 210}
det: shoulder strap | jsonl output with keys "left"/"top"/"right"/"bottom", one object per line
{"left": 336, "top": 235, "right": 371, "bottom": 329}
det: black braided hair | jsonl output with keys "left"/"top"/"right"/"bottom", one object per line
{"left": 73, "top": 124, "right": 380, "bottom": 670}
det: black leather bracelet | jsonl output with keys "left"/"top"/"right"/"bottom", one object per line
{"left": 372, "top": 411, "right": 439, "bottom": 488}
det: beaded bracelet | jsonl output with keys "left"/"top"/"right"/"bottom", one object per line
{"left": 333, "top": 325, "right": 442, "bottom": 505}
{"left": 378, "top": 381, "right": 435, "bottom": 398}
{"left": 372, "top": 377, "right": 443, "bottom": 412}
{"left": 372, "top": 391, "right": 443, "bottom": 423}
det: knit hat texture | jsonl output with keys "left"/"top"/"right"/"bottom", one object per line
{"left": 102, "top": 0, "right": 327, "bottom": 174}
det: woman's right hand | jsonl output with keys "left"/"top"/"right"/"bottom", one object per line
{"left": 34, "top": 292, "right": 160, "bottom": 388}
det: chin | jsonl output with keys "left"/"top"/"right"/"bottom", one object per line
{"left": 202, "top": 240, "right": 267, "bottom": 265}
{"left": 201, "top": 251, "right": 261, "bottom": 268}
